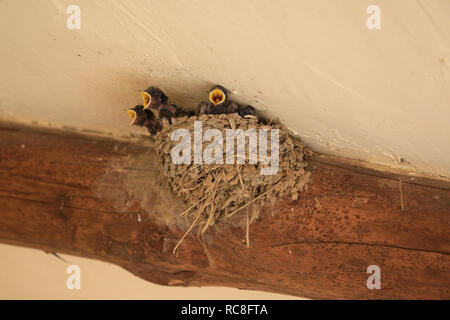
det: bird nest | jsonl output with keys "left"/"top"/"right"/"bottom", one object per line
{"left": 151, "top": 113, "right": 311, "bottom": 264}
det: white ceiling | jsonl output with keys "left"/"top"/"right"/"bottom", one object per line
{"left": 0, "top": 0, "right": 449, "bottom": 177}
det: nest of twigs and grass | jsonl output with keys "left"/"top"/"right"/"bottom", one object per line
{"left": 151, "top": 113, "right": 311, "bottom": 266}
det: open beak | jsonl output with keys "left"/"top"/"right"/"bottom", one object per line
{"left": 209, "top": 88, "right": 226, "bottom": 105}
{"left": 127, "top": 109, "right": 137, "bottom": 125}
{"left": 141, "top": 92, "right": 152, "bottom": 109}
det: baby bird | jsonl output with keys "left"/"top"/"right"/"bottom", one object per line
{"left": 198, "top": 85, "right": 258, "bottom": 119}
{"left": 238, "top": 105, "right": 258, "bottom": 119}
{"left": 199, "top": 85, "right": 238, "bottom": 115}
{"left": 141, "top": 86, "right": 194, "bottom": 122}
{"left": 127, "top": 105, "right": 162, "bottom": 135}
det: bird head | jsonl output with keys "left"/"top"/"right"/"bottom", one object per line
{"left": 209, "top": 85, "right": 227, "bottom": 106}
{"left": 141, "top": 86, "right": 169, "bottom": 110}
{"left": 127, "top": 105, "right": 145, "bottom": 126}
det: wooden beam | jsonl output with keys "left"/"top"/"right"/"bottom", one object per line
{"left": 0, "top": 121, "right": 449, "bottom": 299}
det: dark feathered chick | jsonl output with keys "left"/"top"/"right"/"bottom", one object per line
{"left": 198, "top": 86, "right": 233, "bottom": 115}
{"left": 141, "top": 86, "right": 188, "bottom": 124}
{"left": 208, "top": 85, "right": 228, "bottom": 110}
{"left": 238, "top": 105, "right": 258, "bottom": 119}
{"left": 201, "top": 85, "right": 238, "bottom": 114}
{"left": 198, "top": 85, "right": 257, "bottom": 119}
{"left": 127, "top": 105, "right": 146, "bottom": 126}
{"left": 127, "top": 105, "right": 162, "bottom": 135}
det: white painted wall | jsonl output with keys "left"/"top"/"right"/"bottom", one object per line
{"left": 1, "top": 0, "right": 449, "bottom": 177}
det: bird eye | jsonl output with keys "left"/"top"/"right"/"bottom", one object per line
{"left": 141, "top": 92, "right": 152, "bottom": 108}
{"left": 209, "top": 88, "right": 226, "bottom": 105}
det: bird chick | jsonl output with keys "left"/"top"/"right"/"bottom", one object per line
{"left": 198, "top": 85, "right": 258, "bottom": 119}
{"left": 141, "top": 86, "right": 190, "bottom": 123}
{"left": 238, "top": 105, "right": 258, "bottom": 119}
{"left": 127, "top": 105, "right": 162, "bottom": 135}
{"left": 199, "top": 85, "right": 238, "bottom": 115}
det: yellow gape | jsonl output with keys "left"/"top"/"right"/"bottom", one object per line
{"left": 209, "top": 88, "right": 226, "bottom": 105}
{"left": 141, "top": 91, "right": 152, "bottom": 108}
{"left": 127, "top": 109, "right": 137, "bottom": 125}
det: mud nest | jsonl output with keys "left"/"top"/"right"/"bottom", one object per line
{"left": 151, "top": 113, "right": 311, "bottom": 260}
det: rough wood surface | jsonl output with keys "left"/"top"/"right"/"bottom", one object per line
{"left": 0, "top": 122, "right": 449, "bottom": 299}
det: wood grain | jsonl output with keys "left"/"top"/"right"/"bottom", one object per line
{"left": 0, "top": 121, "right": 449, "bottom": 299}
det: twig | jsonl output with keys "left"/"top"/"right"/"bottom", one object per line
{"left": 227, "top": 185, "right": 275, "bottom": 218}
{"left": 246, "top": 211, "right": 250, "bottom": 248}
{"left": 199, "top": 230, "right": 215, "bottom": 268}
{"left": 173, "top": 210, "right": 202, "bottom": 254}
{"left": 237, "top": 166, "right": 245, "bottom": 191}
{"left": 399, "top": 179, "right": 404, "bottom": 211}
{"left": 176, "top": 195, "right": 208, "bottom": 218}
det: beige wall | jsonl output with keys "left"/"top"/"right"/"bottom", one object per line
{"left": 0, "top": 0, "right": 449, "bottom": 299}
{"left": 0, "top": 244, "right": 299, "bottom": 299}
